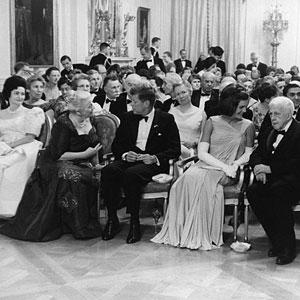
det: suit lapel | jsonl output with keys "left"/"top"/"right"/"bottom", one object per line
{"left": 296, "top": 109, "right": 300, "bottom": 121}
{"left": 129, "top": 113, "right": 140, "bottom": 145}
{"left": 266, "top": 129, "right": 276, "bottom": 153}
{"left": 273, "top": 120, "right": 296, "bottom": 154}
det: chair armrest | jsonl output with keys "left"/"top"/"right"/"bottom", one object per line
{"left": 177, "top": 155, "right": 199, "bottom": 168}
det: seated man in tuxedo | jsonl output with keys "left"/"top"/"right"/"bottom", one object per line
{"left": 191, "top": 72, "right": 216, "bottom": 114}
{"left": 135, "top": 45, "right": 166, "bottom": 73}
{"left": 89, "top": 42, "right": 112, "bottom": 70}
{"left": 247, "top": 97, "right": 300, "bottom": 265}
{"left": 101, "top": 82, "right": 181, "bottom": 243}
{"left": 150, "top": 37, "right": 161, "bottom": 58}
{"left": 60, "top": 55, "right": 90, "bottom": 79}
{"left": 246, "top": 52, "right": 268, "bottom": 78}
{"left": 258, "top": 83, "right": 300, "bottom": 143}
{"left": 95, "top": 75, "right": 125, "bottom": 118}
{"left": 174, "top": 49, "right": 192, "bottom": 74}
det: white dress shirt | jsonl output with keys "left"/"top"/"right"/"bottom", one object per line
{"left": 181, "top": 59, "right": 186, "bottom": 68}
{"left": 136, "top": 109, "right": 155, "bottom": 151}
{"left": 146, "top": 57, "right": 155, "bottom": 69}
{"left": 272, "top": 119, "right": 292, "bottom": 150}
{"left": 126, "top": 96, "right": 132, "bottom": 112}
{"left": 103, "top": 97, "right": 116, "bottom": 111}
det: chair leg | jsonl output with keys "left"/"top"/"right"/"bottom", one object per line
{"left": 163, "top": 197, "right": 168, "bottom": 221}
{"left": 244, "top": 201, "right": 249, "bottom": 242}
{"left": 233, "top": 204, "right": 238, "bottom": 242}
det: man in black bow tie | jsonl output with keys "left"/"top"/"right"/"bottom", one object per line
{"left": 174, "top": 49, "right": 192, "bottom": 74}
{"left": 247, "top": 96, "right": 300, "bottom": 265}
{"left": 101, "top": 82, "right": 180, "bottom": 243}
{"left": 135, "top": 45, "right": 166, "bottom": 73}
{"left": 191, "top": 72, "right": 215, "bottom": 114}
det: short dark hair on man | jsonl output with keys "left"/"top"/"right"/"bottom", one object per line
{"left": 151, "top": 37, "right": 160, "bottom": 44}
{"left": 163, "top": 51, "right": 172, "bottom": 59}
{"left": 13, "top": 61, "right": 29, "bottom": 74}
{"left": 188, "top": 74, "right": 201, "bottom": 83}
{"left": 100, "top": 42, "right": 110, "bottom": 51}
{"left": 130, "top": 82, "right": 156, "bottom": 107}
{"left": 107, "top": 64, "right": 121, "bottom": 76}
{"left": 236, "top": 63, "right": 246, "bottom": 70}
{"left": 180, "top": 49, "right": 186, "bottom": 54}
{"left": 257, "top": 83, "right": 278, "bottom": 102}
{"left": 102, "top": 74, "right": 120, "bottom": 88}
{"left": 283, "top": 83, "right": 300, "bottom": 97}
{"left": 58, "top": 76, "right": 71, "bottom": 89}
{"left": 219, "top": 84, "right": 249, "bottom": 116}
{"left": 2, "top": 75, "right": 27, "bottom": 100}
{"left": 60, "top": 55, "right": 71, "bottom": 62}
{"left": 140, "top": 44, "right": 151, "bottom": 53}
{"left": 212, "top": 46, "right": 224, "bottom": 56}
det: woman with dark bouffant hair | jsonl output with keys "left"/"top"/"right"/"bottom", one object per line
{"left": 152, "top": 84, "right": 255, "bottom": 250}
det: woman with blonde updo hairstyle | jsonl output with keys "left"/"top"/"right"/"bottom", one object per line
{"left": 0, "top": 91, "right": 102, "bottom": 242}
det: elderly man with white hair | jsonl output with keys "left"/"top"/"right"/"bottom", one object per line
{"left": 247, "top": 96, "right": 300, "bottom": 265}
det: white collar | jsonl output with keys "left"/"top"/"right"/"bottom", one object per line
{"left": 282, "top": 119, "right": 293, "bottom": 132}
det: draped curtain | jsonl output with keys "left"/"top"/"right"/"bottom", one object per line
{"left": 171, "top": 0, "right": 246, "bottom": 73}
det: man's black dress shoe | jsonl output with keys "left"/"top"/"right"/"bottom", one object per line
{"left": 275, "top": 249, "right": 296, "bottom": 265}
{"left": 268, "top": 249, "right": 278, "bottom": 258}
{"left": 126, "top": 222, "right": 141, "bottom": 244}
{"left": 102, "top": 219, "right": 121, "bottom": 240}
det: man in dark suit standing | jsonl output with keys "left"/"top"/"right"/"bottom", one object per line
{"left": 60, "top": 55, "right": 90, "bottom": 79}
{"left": 101, "top": 82, "right": 181, "bottom": 243}
{"left": 89, "top": 42, "right": 112, "bottom": 70}
{"left": 150, "top": 37, "right": 161, "bottom": 59}
{"left": 246, "top": 52, "right": 268, "bottom": 78}
{"left": 174, "top": 49, "right": 192, "bottom": 74}
{"left": 247, "top": 96, "right": 300, "bottom": 265}
{"left": 211, "top": 46, "right": 226, "bottom": 75}
{"left": 135, "top": 45, "right": 166, "bottom": 73}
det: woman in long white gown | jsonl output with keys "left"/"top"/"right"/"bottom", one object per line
{"left": 0, "top": 76, "right": 45, "bottom": 217}
{"left": 151, "top": 85, "right": 255, "bottom": 250}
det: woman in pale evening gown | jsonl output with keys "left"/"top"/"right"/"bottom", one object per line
{"left": 151, "top": 85, "right": 255, "bottom": 250}
{"left": 169, "top": 81, "right": 206, "bottom": 159}
{"left": 0, "top": 76, "right": 45, "bottom": 217}
{"left": 0, "top": 91, "right": 102, "bottom": 241}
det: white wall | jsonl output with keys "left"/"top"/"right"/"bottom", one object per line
{"left": 121, "top": 0, "right": 172, "bottom": 63}
{"left": 242, "top": 0, "right": 300, "bottom": 70}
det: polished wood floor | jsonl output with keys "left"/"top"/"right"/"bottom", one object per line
{"left": 0, "top": 210, "right": 300, "bottom": 300}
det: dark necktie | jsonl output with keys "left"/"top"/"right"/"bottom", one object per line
{"left": 275, "top": 130, "right": 285, "bottom": 136}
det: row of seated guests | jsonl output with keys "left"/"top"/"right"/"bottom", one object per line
{"left": 0, "top": 50, "right": 299, "bottom": 264}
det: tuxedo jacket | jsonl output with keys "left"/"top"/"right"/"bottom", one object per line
{"left": 112, "top": 110, "right": 181, "bottom": 171}
{"left": 135, "top": 57, "right": 166, "bottom": 73}
{"left": 150, "top": 47, "right": 159, "bottom": 59}
{"left": 174, "top": 58, "right": 192, "bottom": 74}
{"left": 61, "top": 64, "right": 90, "bottom": 78}
{"left": 250, "top": 119, "right": 300, "bottom": 192}
{"left": 246, "top": 62, "right": 268, "bottom": 78}
{"left": 258, "top": 110, "right": 300, "bottom": 144}
{"left": 89, "top": 53, "right": 112, "bottom": 69}
{"left": 95, "top": 92, "right": 128, "bottom": 119}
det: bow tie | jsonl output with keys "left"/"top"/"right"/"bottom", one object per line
{"left": 201, "top": 93, "right": 210, "bottom": 97}
{"left": 105, "top": 98, "right": 115, "bottom": 104}
{"left": 275, "top": 130, "right": 285, "bottom": 136}
{"left": 144, "top": 59, "right": 152, "bottom": 63}
{"left": 127, "top": 99, "right": 132, "bottom": 104}
{"left": 135, "top": 115, "right": 149, "bottom": 122}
